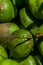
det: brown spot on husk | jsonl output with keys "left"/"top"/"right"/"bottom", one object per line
{"left": 0, "top": 3, "right": 3, "bottom": 10}
{"left": 0, "top": 3, "right": 4, "bottom": 16}
{"left": 0, "top": 23, "right": 10, "bottom": 38}
{"left": 36, "top": 32, "right": 43, "bottom": 37}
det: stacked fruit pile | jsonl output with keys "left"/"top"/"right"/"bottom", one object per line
{"left": 0, "top": 0, "right": 43, "bottom": 65}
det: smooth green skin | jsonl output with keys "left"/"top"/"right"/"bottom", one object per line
{"left": 28, "top": 0, "right": 43, "bottom": 20}
{"left": 20, "top": 55, "right": 36, "bottom": 65}
{"left": 0, "top": 45, "right": 8, "bottom": 64}
{"left": 9, "top": 23, "right": 19, "bottom": 35}
{"left": 0, "top": 56, "right": 4, "bottom": 62}
{"left": 0, "top": 45, "right": 8, "bottom": 58}
{"left": 0, "top": 0, "right": 15, "bottom": 22}
{"left": 20, "top": 55, "right": 42, "bottom": 65}
{"left": 38, "top": 41, "right": 43, "bottom": 55}
{"left": 0, "top": 56, "right": 6, "bottom": 64}
{"left": 8, "top": 29, "right": 34, "bottom": 59}
{"left": 1, "top": 59, "right": 19, "bottom": 65}
{"left": 19, "top": 8, "right": 34, "bottom": 28}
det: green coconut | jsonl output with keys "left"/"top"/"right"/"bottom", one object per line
{"left": 20, "top": 55, "right": 36, "bottom": 65}
{"left": 0, "top": 0, "right": 16, "bottom": 22}
{"left": 19, "top": 8, "right": 34, "bottom": 28}
{"left": 8, "top": 29, "right": 34, "bottom": 59}
{"left": 20, "top": 55, "right": 42, "bottom": 65}
{"left": 28, "top": 0, "right": 43, "bottom": 20}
